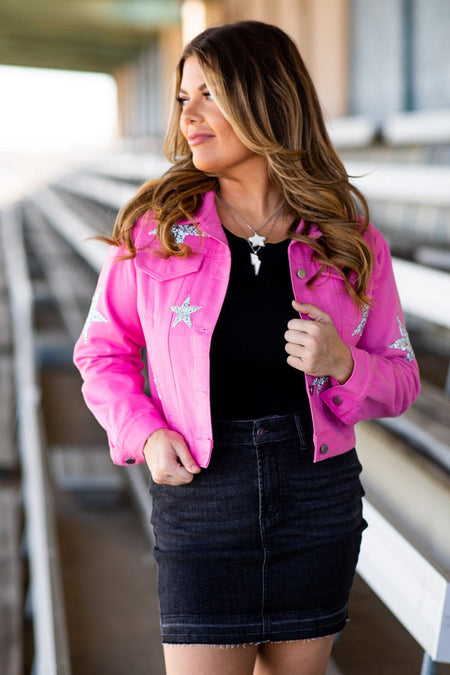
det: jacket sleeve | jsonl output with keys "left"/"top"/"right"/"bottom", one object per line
{"left": 320, "top": 229, "right": 421, "bottom": 425}
{"left": 73, "top": 245, "right": 168, "bottom": 465}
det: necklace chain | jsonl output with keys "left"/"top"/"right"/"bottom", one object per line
{"left": 216, "top": 191, "right": 285, "bottom": 275}
{"left": 217, "top": 192, "right": 285, "bottom": 235}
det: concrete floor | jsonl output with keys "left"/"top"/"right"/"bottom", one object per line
{"left": 55, "top": 487, "right": 165, "bottom": 675}
{"left": 45, "top": 366, "right": 450, "bottom": 674}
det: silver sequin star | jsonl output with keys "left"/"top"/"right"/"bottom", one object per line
{"left": 353, "top": 305, "right": 369, "bottom": 336}
{"left": 388, "top": 316, "right": 416, "bottom": 361}
{"left": 312, "top": 376, "right": 330, "bottom": 394}
{"left": 170, "top": 295, "right": 202, "bottom": 328}
{"left": 83, "top": 287, "right": 108, "bottom": 343}
{"left": 172, "top": 223, "right": 206, "bottom": 244}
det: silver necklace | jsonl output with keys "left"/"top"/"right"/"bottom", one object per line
{"left": 216, "top": 192, "right": 285, "bottom": 275}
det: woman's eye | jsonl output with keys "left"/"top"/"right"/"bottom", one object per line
{"left": 176, "top": 92, "right": 214, "bottom": 105}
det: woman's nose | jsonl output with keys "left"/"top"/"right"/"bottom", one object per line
{"left": 181, "top": 101, "right": 202, "bottom": 123}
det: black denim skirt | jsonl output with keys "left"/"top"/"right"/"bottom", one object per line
{"left": 149, "top": 409, "right": 367, "bottom": 645}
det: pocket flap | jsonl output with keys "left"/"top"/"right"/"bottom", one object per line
{"left": 136, "top": 246, "right": 203, "bottom": 280}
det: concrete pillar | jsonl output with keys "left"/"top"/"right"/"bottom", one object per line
{"left": 204, "top": 0, "right": 225, "bottom": 27}
{"left": 307, "top": 0, "right": 350, "bottom": 117}
{"left": 136, "top": 50, "right": 149, "bottom": 138}
{"left": 159, "top": 26, "right": 183, "bottom": 121}
{"left": 205, "top": 0, "right": 350, "bottom": 117}
{"left": 351, "top": 0, "right": 404, "bottom": 119}
{"left": 114, "top": 62, "right": 135, "bottom": 139}
{"left": 114, "top": 66, "right": 127, "bottom": 139}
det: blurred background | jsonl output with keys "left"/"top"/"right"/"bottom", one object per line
{"left": 0, "top": 1, "right": 449, "bottom": 674}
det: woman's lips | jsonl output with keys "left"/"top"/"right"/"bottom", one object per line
{"left": 188, "top": 133, "right": 215, "bottom": 146}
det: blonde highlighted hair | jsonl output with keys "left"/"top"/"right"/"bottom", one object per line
{"left": 108, "top": 20, "right": 373, "bottom": 305}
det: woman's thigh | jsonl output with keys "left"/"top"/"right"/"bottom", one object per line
{"left": 162, "top": 637, "right": 334, "bottom": 675}
{"left": 254, "top": 636, "right": 335, "bottom": 675}
{"left": 163, "top": 644, "right": 258, "bottom": 675}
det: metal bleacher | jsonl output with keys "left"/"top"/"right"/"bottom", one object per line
{"left": 333, "top": 110, "right": 450, "bottom": 674}
{"left": 1, "top": 106, "right": 449, "bottom": 673}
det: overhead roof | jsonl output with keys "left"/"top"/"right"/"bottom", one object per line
{"left": 0, "top": 0, "right": 181, "bottom": 73}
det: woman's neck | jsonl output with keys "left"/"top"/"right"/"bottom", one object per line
{"left": 217, "top": 176, "right": 282, "bottom": 224}
{"left": 216, "top": 178, "right": 294, "bottom": 243}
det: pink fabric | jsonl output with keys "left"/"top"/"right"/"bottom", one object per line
{"left": 74, "top": 191, "right": 420, "bottom": 467}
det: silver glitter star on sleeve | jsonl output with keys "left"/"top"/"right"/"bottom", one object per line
{"left": 352, "top": 305, "right": 369, "bottom": 336}
{"left": 170, "top": 295, "right": 202, "bottom": 328}
{"left": 83, "top": 286, "right": 108, "bottom": 343}
{"left": 388, "top": 316, "right": 416, "bottom": 361}
{"left": 312, "top": 375, "right": 330, "bottom": 394}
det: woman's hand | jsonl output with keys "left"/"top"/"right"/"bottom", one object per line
{"left": 143, "top": 428, "right": 201, "bottom": 485}
{"left": 285, "top": 301, "right": 354, "bottom": 384}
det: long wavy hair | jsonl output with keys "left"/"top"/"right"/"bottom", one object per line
{"left": 108, "top": 20, "right": 373, "bottom": 305}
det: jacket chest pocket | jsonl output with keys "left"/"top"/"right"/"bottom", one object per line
{"left": 136, "top": 249, "right": 206, "bottom": 333}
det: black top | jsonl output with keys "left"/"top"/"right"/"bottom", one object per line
{"left": 210, "top": 228, "right": 309, "bottom": 420}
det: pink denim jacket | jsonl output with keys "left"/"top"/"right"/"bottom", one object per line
{"left": 73, "top": 191, "right": 420, "bottom": 467}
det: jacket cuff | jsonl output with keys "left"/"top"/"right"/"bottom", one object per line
{"left": 320, "top": 346, "right": 371, "bottom": 423}
{"left": 112, "top": 409, "right": 168, "bottom": 466}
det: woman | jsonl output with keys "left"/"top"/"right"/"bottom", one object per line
{"left": 74, "top": 21, "right": 420, "bottom": 675}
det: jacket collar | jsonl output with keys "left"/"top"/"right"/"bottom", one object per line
{"left": 140, "top": 190, "right": 322, "bottom": 245}
{"left": 191, "top": 191, "right": 228, "bottom": 245}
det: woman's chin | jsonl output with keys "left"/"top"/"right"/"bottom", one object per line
{"left": 191, "top": 156, "right": 219, "bottom": 174}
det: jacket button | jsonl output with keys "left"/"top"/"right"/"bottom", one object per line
{"left": 332, "top": 395, "right": 343, "bottom": 406}
{"left": 320, "top": 444, "right": 329, "bottom": 455}
{"left": 296, "top": 268, "right": 306, "bottom": 279}
{"left": 125, "top": 458, "right": 136, "bottom": 464}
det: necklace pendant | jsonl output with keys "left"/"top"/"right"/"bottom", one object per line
{"left": 248, "top": 232, "right": 266, "bottom": 248}
{"left": 250, "top": 252, "right": 261, "bottom": 275}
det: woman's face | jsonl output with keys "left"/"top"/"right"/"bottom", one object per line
{"left": 178, "top": 56, "right": 262, "bottom": 178}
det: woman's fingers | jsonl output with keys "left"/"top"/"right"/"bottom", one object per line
{"left": 143, "top": 429, "right": 201, "bottom": 485}
{"left": 285, "top": 300, "right": 354, "bottom": 382}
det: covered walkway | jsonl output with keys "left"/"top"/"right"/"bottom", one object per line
{"left": 0, "top": 2, "right": 449, "bottom": 674}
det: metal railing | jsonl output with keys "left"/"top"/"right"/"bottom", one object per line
{"left": 1, "top": 206, "right": 71, "bottom": 674}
